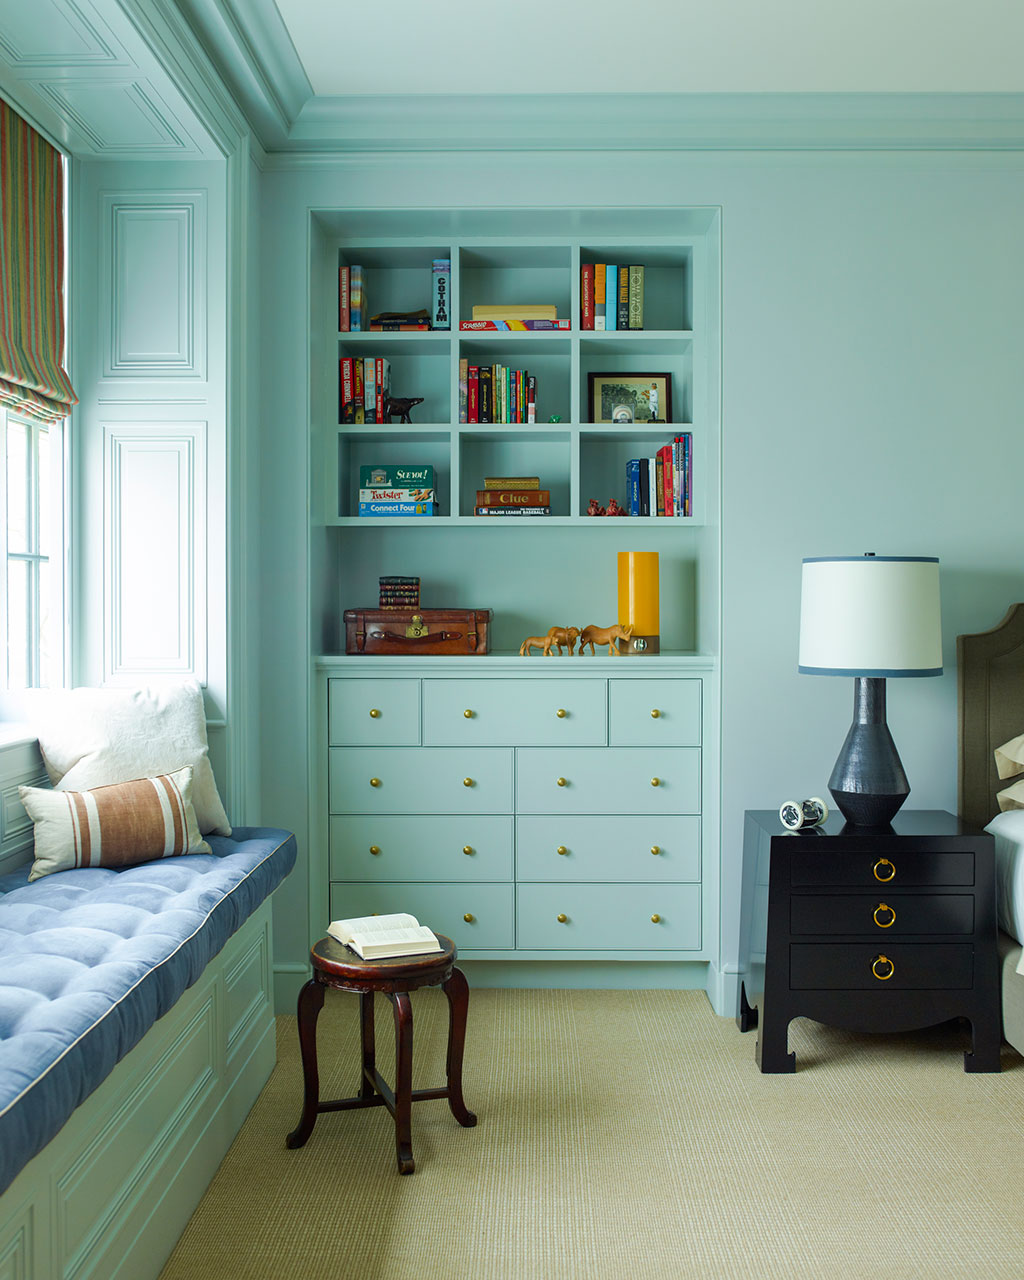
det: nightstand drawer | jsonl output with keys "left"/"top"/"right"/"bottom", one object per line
{"left": 330, "top": 815, "right": 513, "bottom": 881}
{"left": 790, "top": 894, "right": 974, "bottom": 936}
{"left": 516, "top": 748, "right": 700, "bottom": 814}
{"left": 516, "top": 884, "right": 701, "bottom": 951}
{"left": 422, "top": 678, "right": 606, "bottom": 746}
{"left": 328, "top": 678, "right": 420, "bottom": 745}
{"left": 516, "top": 815, "right": 700, "bottom": 882}
{"left": 790, "top": 943, "right": 974, "bottom": 989}
{"left": 329, "top": 881, "right": 514, "bottom": 950}
{"left": 329, "top": 747, "right": 513, "bottom": 814}
{"left": 608, "top": 679, "right": 701, "bottom": 746}
{"left": 790, "top": 851, "right": 974, "bottom": 888}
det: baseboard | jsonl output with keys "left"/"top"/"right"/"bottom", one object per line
{"left": 458, "top": 959, "right": 713, "bottom": 991}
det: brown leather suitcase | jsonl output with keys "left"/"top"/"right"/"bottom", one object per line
{"left": 344, "top": 608, "right": 493, "bottom": 655}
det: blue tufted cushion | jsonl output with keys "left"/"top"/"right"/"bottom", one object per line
{"left": 0, "top": 827, "right": 296, "bottom": 1194}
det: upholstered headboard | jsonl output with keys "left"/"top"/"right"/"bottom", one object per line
{"left": 957, "top": 603, "right": 1024, "bottom": 829}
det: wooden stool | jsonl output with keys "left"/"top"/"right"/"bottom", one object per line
{"left": 286, "top": 933, "right": 476, "bottom": 1173}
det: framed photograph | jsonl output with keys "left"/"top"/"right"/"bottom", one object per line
{"left": 588, "top": 372, "right": 672, "bottom": 425}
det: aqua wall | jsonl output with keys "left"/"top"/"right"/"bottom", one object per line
{"left": 258, "top": 150, "right": 1024, "bottom": 1007}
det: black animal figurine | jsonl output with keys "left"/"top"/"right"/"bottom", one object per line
{"left": 384, "top": 396, "right": 425, "bottom": 424}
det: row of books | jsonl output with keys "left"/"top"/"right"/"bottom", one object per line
{"left": 338, "top": 259, "right": 450, "bottom": 332}
{"left": 625, "top": 434, "right": 693, "bottom": 517}
{"left": 378, "top": 575, "right": 420, "bottom": 610}
{"left": 581, "top": 264, "right": 644, "bottom": 331}
{"left": 459, "top": 360, "right": 537, "bottom": 424}
{"left": 339, "top": 356, "right": 392, "bottom": 424}
{"left": 475, "top": 474, "right": 549, "bottom": 516}
{"left": 358, "top": 465, "right": 437, "bottom": 518}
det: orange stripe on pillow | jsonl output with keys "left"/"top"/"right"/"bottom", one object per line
{"left": 92, "top": 777, "right": 167, "bottom": 866}
{"left": 153, "top": 772, "right": 186, "bottom": 853}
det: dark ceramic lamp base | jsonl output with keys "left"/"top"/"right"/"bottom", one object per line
{"left": 828, "top": 677, "right": 910, "bottom": 827}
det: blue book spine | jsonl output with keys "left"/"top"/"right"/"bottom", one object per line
{"left": 358, "top": 501, "right": 437, "bottom": 517}
{"left": 626, "top": 458, "right": 640, "bottom": 515}
{"left": 605, "top": 266, "right": 618, "bottom": 330}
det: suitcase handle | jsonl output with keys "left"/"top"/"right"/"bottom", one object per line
{"left": 370, "top": 629, "right": 464, "bottom": 646}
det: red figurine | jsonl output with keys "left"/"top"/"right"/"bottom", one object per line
{"left": 586, "top": 497, "right": 606, "bottom": 516}
{"left": 604, "top": 497, "right": 627, "bottom": 516}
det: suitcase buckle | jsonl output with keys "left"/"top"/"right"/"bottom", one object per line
{"left": 405, "top": 614, "right": 427, "bottom": 638}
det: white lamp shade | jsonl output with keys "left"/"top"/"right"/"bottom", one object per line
{"left": 798, "top": 556, "right": 942, "bottom": 676}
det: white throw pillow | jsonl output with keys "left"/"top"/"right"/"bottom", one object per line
{"left": 35, "top": 681, "right": 231, "bottom": 836}
{"left": 985, "top": 810, "right": 1024, "bottom": 959}
{"left": 995, "top": 733, "right": 1024, "bottom": 780}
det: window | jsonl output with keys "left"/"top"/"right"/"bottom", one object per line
{"left": 1, "top": 409, "right": 65, "bottom": 688}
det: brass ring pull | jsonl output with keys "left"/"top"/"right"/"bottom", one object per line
{"left": 463, "top": 845, "right": 474, "bottom": 855}
{"left": 557, "top": 845, "right": 569, "bottom": 856}
{"left": 557, "top": 777, "right": 567, "bottom": 787}
{"left": 369, "top": 845, "right": 381, "bottom": 855}
{"left": 873, "top": 902, "right": 896, "bottom": 928}
{"left": 463, "top": 709, "right": 473, "bottom": 719}
{"left": 369, "top": 708, "right": 381, "bottom": 718}
{"left": 463, "top": 777, "right": 474, "bottom": 787}
{"left": 651, "top": 845, "right": 661, "bottom": 855}
{"left": 463, "top": 913, "right": 474, "bottom": 923}
{"left": 650, "top": 913, "right": 661, "bottom": 924}
{"left": 872, "top": 954, "right": 895, "bottom": 981}
{"left": 556, "top": 708, "right": 567, "bottom": 718}
{"left": 557, "top": 913, "right": 568, "bottom": 923}
{"left": 370, "top": 777, "right": 381, "bottom": 787}
{"left": 873, "top": 858, "right": 896, "bottom": 882}
{"left": 650, "top": 709, "right": 661, "bottom": 719}
{"left": 650, "top": 777, "right": 661, "bottom": 787}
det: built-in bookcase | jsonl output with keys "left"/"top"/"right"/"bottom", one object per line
{"left": 309, "top": 209, "right": 721, "bottom": 658}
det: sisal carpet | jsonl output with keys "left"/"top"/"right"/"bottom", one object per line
{"left": 159, "top": 989, "right": 1024, "bottom": 1280}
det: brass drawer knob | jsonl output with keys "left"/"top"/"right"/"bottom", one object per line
{"left": 872, "top": 954, "right": 895, "bottom": 981}
{"left": 369, "top": 708, "right": 381, "bottom": 718}
{"left": 651, "top": 845, "right": 661, "bottom": 856}
{"left": 463, "top": 777, "right": 474, "bottom": 787}
{"left": 557, "top": 845, "right": 569, "bottom": 856}
{"left": 556, "top": 708, "right": 567, "bottom": 718}
{"left": 651, "top": 914, "right": 661, "bottom": 924}
{"left": 464, "top": 709, "right": 473, "bottom": 718}
{"left": 557, "top": 913, "right": 568, "bottom": 923}
{"left": 650, "top": 709, "right": 661, "bottom": 719}
{"left": 650, "top": 777, "right": 661, "bottom": 787}
{"left": 370, "top": 777, "right": 381, "bottom": 787}
{"left": 463, "top": 845, "right": 475, "bottom": 855}
{"left": 873, "top": 858, "right": 896, "bottom": 882}
{"left": 556, "top": 777, "right": 567, "bottom": 787}
{"left": 463, "top": 913, "right": 474, "bottom": 923}
{"left": 369, "top": 845, "right": 381, "bottom": 856}
{"left": 873, "top": 902, "right": 896, "bottom": 929}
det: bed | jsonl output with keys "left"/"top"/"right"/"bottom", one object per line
{"left": 958, "top": 602, "right": 1024, "bottom": 1057}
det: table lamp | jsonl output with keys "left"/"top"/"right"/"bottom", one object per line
{"left": 798, "top": 554, "right": 942, "bottom": 827}
{"left": 617, "top": 552, "right": 659, "bottom": 654}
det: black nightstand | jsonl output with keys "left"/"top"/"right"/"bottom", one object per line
{"left": 738, "top": 809, "right": 1001, "bottom": 1073}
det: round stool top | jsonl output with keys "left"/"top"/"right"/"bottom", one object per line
{"left": 310, "top": 933, "right": 457, "bottom": 993}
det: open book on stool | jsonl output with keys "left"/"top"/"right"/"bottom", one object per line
{"left": 327, "top": 912, "right": 443, "bottom": 960}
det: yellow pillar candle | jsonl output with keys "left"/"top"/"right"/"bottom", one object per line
{"left": 618, "top": 551, "right": 660, "bottom": 642}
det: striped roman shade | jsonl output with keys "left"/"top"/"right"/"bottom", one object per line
{"left": 19, "top": 766, "right": 211, "bottom": 881}
{"left": 0, "top": 99, "right": 77, "bottom": 424}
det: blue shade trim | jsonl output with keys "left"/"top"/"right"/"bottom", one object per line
{"left": 801, "top": 556, "right": 939, "bottom": 564}
{"left": 798, "top": 664, "right": 943, "bottom": 677}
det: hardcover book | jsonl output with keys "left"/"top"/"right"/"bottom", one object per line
{"left": 338, "top": 265, "right": 350, "bottom": 331}
{"left": 471, "top": 303, "right": 557, "bottom": 320}
{"left": 475, "top": 506, "right": 551, "bottom": 515}
{"left": 363, "top": 355, "right": 376, "bottom": 423}
{"left": 339, "top": 357, "right": 355, "bottom": 423}
{"left": 628, "top": 265, "right": 645, "bottom": 329}
{"left": 350, "top": 264, "right": 364, "bottom": 332}
{"left": 594, "top": 264, "right": 606, "bottom": 331}
{"left": 483, "top": 475, "right": 539, "bottom": 489}
{"left": 432, "top": 258, "right": 451, "bottom": 330}
{"left": 327, "top": 912, "right": 441, "bottom": 959}
{"left": 353, "top": 356, "right": 364, "bottom": 423}
{"left": 605, "top": 265, "right": 618, "bottom": 330}
{"left": 618, "top": 267, "right": 630, "bottom": 330}
{"left": 359, "top": 464, "right": 434, "bottom": 487}
{"left": 475, "top": 489, "right": 550, "bottom": 506}
{"left": 580, "top": 264, "right": 594, "bottom": 329}
{"left": 459, "top": 357, "right": 468, "bottom": 423}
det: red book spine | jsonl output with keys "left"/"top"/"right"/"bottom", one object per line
{"left": 658, "top": 444, "right": 673, "bottom": 517}
{"left": 468, "top": 366, "right": 479, "bottom": 423}
{"left": 340, "top": 357, "right": 354, "bottom": 423}
{"left": 339, "top": 266, "right": 350, "bottom": 331}
{"left": 581, "top": 264, "right": 594, "bottom": 329}
{"left": 475, "top": 489, "right": 551, "bottom": 506}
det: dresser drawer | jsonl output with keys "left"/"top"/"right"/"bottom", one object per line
{"left": 516, "top": 884, "right": 701, "bottom": 951}
{"left": 329, "top": 747, "right": 513, "bottom": 814}
{"left": 516, "top": 815, "right": 700, "bottom": 882}
{"left": 330, "top": 815, "right": 513, "bottom": 881}
{"left": 790, "top": 894, "right": 974, "bottom": 936}
{"left": 422, "top": 678, "right": 606, "bottom": 746}
{"left": 516, "top": 748, "right": 700, "bottom": 815}
{"left": 790, "top": 851, "right": 974, "bottom": 888}
{"left": 608, "top": 679, "right": 701, "bottom": 746}
{"left": 330, "top": 881, "right": 514, "bottom": 950}
{"left": 790, "top": 943, "right": 974, "bottom": 990}
{"left": 328, "top": 678, "right": 420, "bottom": 746}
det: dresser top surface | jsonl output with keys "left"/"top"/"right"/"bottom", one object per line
{"left": 745, "top": 808, "right": 989, "bottom": 843}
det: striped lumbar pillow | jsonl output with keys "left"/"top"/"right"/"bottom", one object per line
{"left": 19, "top": 765, "right": 211, "bottom": 881}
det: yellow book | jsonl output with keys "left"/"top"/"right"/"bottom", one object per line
{"left": 472, "top": 304, "right": 557, "bottom": 320}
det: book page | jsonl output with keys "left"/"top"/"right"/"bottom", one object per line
{"left": 327, "top": 912, "right": 418, "bottom": 945}
{"left": 351, "top": 925, "right": 437, "bottom": 948}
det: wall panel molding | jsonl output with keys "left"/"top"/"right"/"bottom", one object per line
{"left": 103, "top": 423, "right": 208, "bottom": 685}
{"left": 101, "top": 191, "right": 207, "bottom": 379}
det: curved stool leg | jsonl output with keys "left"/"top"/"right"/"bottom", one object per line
{"left": 359, "top": 991, "right": 376, "bottom": 1097}
{"left": 286, "top": 979, "right": 326, "bottom": 1148}
{"left": 442, "top": 966, "right": 477, "bottom": 1127}
{"left": 391, "top": 992, "right": 415, "bottom": 1174}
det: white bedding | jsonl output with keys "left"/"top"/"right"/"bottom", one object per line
{"left": 985, "top": 809, "right": 1024, "bottom": 975}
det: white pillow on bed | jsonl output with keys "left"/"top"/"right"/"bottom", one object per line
{"left": 985, "top": 811, "right": 1024, "bottom": 969}
{"left": 995, "top": 733, "right": 1024, "bottom": 780}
